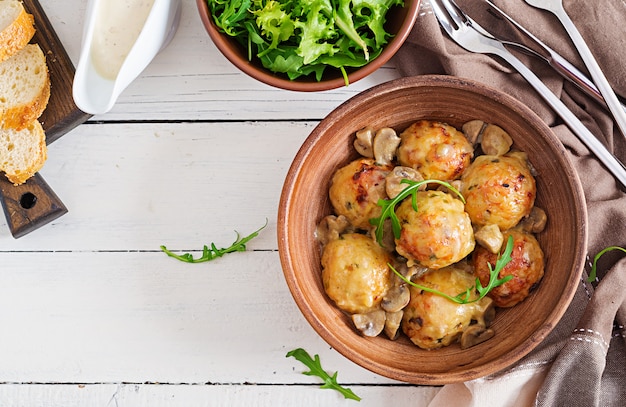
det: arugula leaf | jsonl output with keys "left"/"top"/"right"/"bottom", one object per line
{"left": 391, "top": 235, "right": 514, "bottom": 304}
{"left": 160, "top": 221, "right": 267, "bottom": 263}
{"left": 587, "top": 245, "right": 626, "bottom": 282}
{"left": 369, "top": 179, "right": 465, "bottom": 246}
{"left": 286, "top": 348, "right": 361, "bottom": 401}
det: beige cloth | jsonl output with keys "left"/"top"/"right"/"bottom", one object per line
{"left": 392, "top": 1, "right": 626, "bottom": 406}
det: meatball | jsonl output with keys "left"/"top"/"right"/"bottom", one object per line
{"left": 397, "top": 120, "right": 474, "bottom": 181}
{"left": 473, "top": 229, "right": 544, "bottom": 308}
{"left": 395, "top": 190, "right": 475, "bottom": 269}
{"left": 402, "top": 266, "right": 494, "bottom": 349}
{"left": 461, "top": 154, "right": 536, "bottom": 230}
{"left": 329, "top": 158, "right": 392, "bottom": 230}
{"left": 321, "top": 233, "right": 393, "bottom": 314}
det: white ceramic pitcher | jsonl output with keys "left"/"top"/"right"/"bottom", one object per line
{"left": 73, "top": 0, "right": 182, "bottom": 115}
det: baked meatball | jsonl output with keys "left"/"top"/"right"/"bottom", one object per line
{"left": 329, "top": 158, "right": 392, "bottom": 230}
{"left": 402, "top": 266, "right": 494, "bottom": 349}
{"left": 321, "top": 233, "right": 393, "bottom": 314}
{"left": 397, "top": 120, "right": 474, "bottom": 181}
{"left": 461, "top": 154, "right": 536, "bottom": 230}
{"left": 395, "top": 190, "right": 475, "bottom": 269}
{"left": 473, "top": 229, "right": 544, "bottom": 308}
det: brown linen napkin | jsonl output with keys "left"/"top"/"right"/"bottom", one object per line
{"left": 392, "top": 1, "right": 626, "bottom": 405}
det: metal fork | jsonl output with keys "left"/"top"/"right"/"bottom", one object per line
{"left": 481, "top": 0, "right": 624, "bottom": 112}
{"left": 430, "top": 0, "right": 626, "bottom": 189}
{"left": 523, "top": 0, "right": 626, "bottom": 142}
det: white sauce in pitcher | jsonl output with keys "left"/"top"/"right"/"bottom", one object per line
{"left": 91, "top": 0, "right": 155, "bottom": 79}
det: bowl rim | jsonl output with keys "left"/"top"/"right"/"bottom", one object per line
{"left": 277, "top": 74, "right": 589, "bottom": 384}
{"left": 196, "top": 0, "right": 422, "bottom": 92}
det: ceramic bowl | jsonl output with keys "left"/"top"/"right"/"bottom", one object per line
{"left": 196, "top": 0, "right": 421, "bottom": 91}
{"left": 277, "top": 75, "right": 588, "bottom": 384}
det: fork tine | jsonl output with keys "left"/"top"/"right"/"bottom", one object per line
{"left": 438, "top": 0, "right": 467, "bottom": 28}
{"left": 430, "top": 0, "right": 460, "bottom": 37}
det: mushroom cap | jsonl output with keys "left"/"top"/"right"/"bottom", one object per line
{"left": 352, "top": 309, "right": 386, "bottom": 337}
{"left": 384, "top": 310, "right": 404, "bottom": 340}
{"left": 460, "top": 325, "right": 495, "bottom": 350}
{"left": 381, "top": 284, "right": 410, "bottom": 313}
{"left": 373, "top": 127, "right": 401, "bottom": 166}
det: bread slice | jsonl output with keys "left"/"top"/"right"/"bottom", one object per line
{"left": 0, "top": 0, "right": 35, "bottom": 62}
{"left": 0, "top": 43, "right": 50, "bottom": 130}
{"left": 0, "top": 118, "right": 46, "bottom": 185}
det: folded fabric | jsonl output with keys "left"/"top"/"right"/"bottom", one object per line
{"left": 392, "top": 1, "right": 626, "bottom": 406}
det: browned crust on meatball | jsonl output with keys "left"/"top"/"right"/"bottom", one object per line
{"left": 328, "top": 158, "right": 392, "bottom": 230}
{"left": 397, "top": 120, "right": 474, "bottom": 181}
{"left": 472, "top": 229, "right": 544, "bottom": 307}
{"left": 461, "top": 155, "right": 536, "bottom": 230}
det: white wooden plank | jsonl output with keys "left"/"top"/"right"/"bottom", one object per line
{"left": 0, "top": 383, "right": 439, "bottom": 407}
{"left": 39, "top": 0, "right": 400, "bottom": 122}
{"left": 0, "top": 251, "right": 413, "bottom": 386}
{"left": 2, "top": 121, "right": 312, "bottom": 250}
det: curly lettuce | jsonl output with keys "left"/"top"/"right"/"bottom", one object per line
{"left": 207, "top": 0, "right": 403, "bottom": 84}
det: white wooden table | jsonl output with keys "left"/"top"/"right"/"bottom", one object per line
{"left": 0, "top": 0, "right": 441, "bottom": 405}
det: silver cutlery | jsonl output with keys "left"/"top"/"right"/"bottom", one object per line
{"left": 523, "top": 0, "right": 626, "bottom": 139}
{"left": 430, "top": 0, "right": 626, "bottom": 188}
{"left": 482, "top": 0, "right": 625, "bottom": 113}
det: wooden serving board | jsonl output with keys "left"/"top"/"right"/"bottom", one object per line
{"left": 25, "top": 0, "right": 91, "bottom": 144}
{"left": 0, "top": 0, "right": 91, "bottom": 238}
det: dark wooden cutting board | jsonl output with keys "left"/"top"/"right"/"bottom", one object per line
{"left": 25, "top": 0, "right": 92, "bottom": 144}
{"left": 0, "top": 0, "right": 91, "bottom": 238}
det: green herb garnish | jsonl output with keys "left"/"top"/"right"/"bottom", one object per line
{"left": 369, "top": 179, "right": 465, "bottom": 245}
{"left": 286, "top": 348, "right": 361, "bottom": 401}
{"left": 160, "top": 221, "right": 267, "bottom": 263}
{"left": 392, "top": 235, "right": 514, "bottom": 304}
{"left": 587, "top": 245, "right": 626, "bottom": 282}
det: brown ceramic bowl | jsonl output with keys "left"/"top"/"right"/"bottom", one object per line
{"left": 196, "top": 0, "right": 421, "bottom": 92}
{"left": 278, "top": 75, "right": 588, "bottom": 384}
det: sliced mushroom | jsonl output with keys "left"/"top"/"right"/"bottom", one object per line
{"left": 519, "top": 206, "right": 548, "bottom": 234}
{"left": 460, "top": 325, "right": 495, "bottom": 349}
{"left": 384, "top": 310, "right": 403, "bottom": 340}
{"left": 354, "top": 126, "right": 375, "bottom": 158}
{"left": 315, "top": 215, "right": 350, "bottom": 245}
{"left": 436, "top": 179, "right": 463, "bottom": 198}
{"left": 406, "top": 264, "right": 430, "bottom": 280}
{"left": 352, "top": 309, "right": 386, "bottom": 337}
{"left": 483, "top": 302, "right": 496, "bottom": 327}
{"left": 381, "top": 285, "right": 410, "bottom": 313}
{"left": 369, "top": 218, "right": 396, "bottom": 252}
{"left": 474, "top": 224, "right": 504, "bottom": 254}
{"left": 385, "top": 166, "right": 424, "bottom": 199}
{"left": 481, "top": 124, "right": 513, "bottom": 156}
{"left": 462, "top": 119, "right": 486, "bottom": 145}
{"left": 373, "top": 127, "right": 401, "bottom": 165}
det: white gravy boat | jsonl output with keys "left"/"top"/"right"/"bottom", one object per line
{"left": 73, "top": 0, "right": 182, "bottom": 115}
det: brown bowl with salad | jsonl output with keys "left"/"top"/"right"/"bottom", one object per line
{"left": 196, "top": 0, "right": 421, "bottom": 91}
{"left": 277, "top": 75, "right": 588, "bottom": 384}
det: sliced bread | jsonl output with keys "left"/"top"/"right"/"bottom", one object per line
{"left": 0, "top": 0, "right": 35, "bottom": 62}
{"left": 0, "top": 118, "right": 46, "bottom": 185}
{"left": 0, "top": 43, "right": 50, "bottom": 130}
